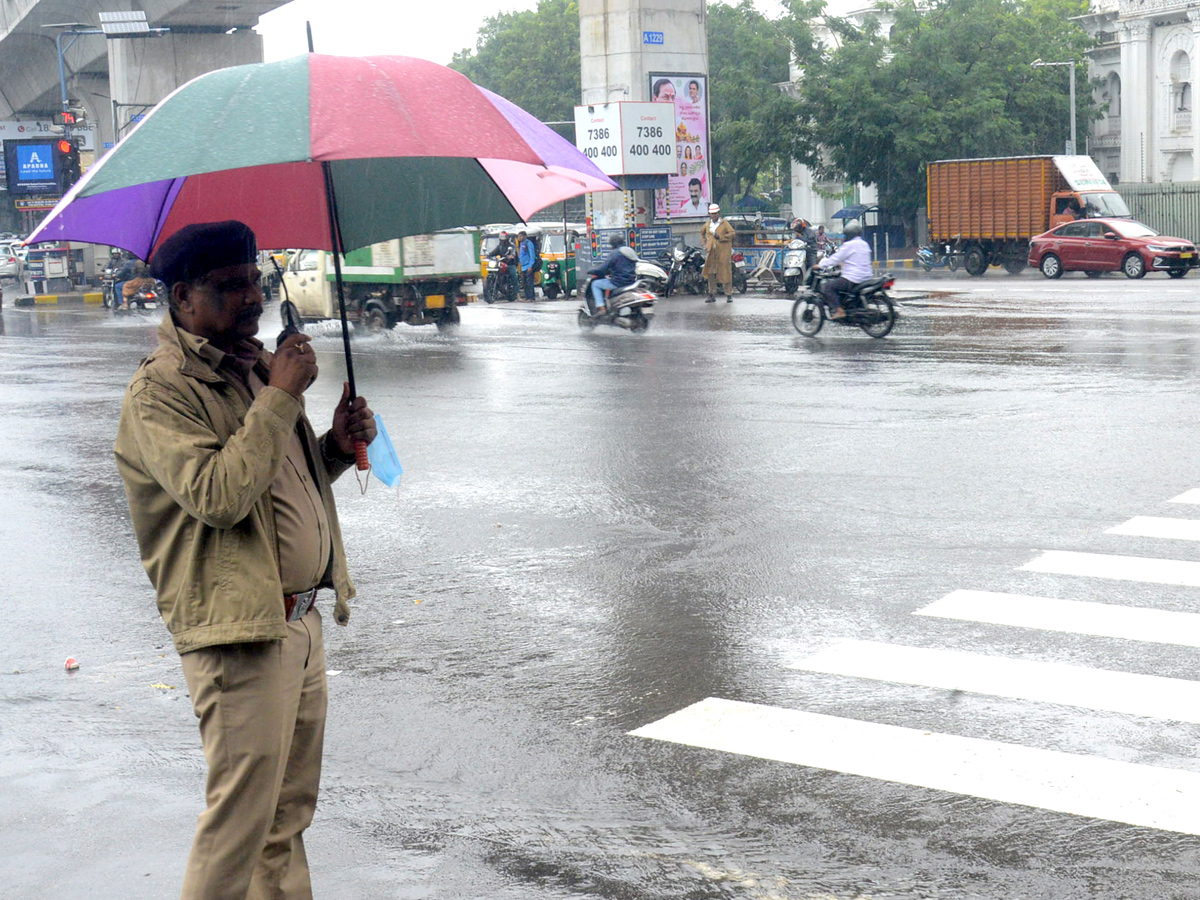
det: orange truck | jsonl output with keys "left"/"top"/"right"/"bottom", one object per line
{"left": 926, "top": 155, "right": 1130, "bottom": 276}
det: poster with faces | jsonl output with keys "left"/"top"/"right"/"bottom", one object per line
{"left": 649, "top": 74, "right": 710, "bottom": 220}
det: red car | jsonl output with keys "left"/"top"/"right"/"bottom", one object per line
{"left": 1028, "top": 218, "right": 1198, "bottom": 279}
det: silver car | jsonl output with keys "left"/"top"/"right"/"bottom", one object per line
{"left": 0, "top": 242, "right": 21, "bottom": 279}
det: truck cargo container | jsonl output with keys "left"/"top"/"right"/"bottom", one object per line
{"left": 926, "top": 155, "right": 1130, "bottom": 276}
{"left": 282, "top": 230, "right": 479, "bottom": 331}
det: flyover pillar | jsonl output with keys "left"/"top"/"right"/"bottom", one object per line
{"left": 107, "top": 31, "right": 264, "bottom": 144}
{"left": 579, "top": 0, "right": 709, "bottom": 237}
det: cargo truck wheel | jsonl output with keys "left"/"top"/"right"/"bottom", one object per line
{"left": 1084, "top": 270, "right": 1103, "bottom": 278}
{"left": 363, "top": 302, "right": 392, "bottom": 332}
{"left": 436, "top": 304, "right": 460, "bottom": 331}
{"left": 1003, "top": 259, "right": 1027, "bottom": 275}
{"left": 1039, "top": 254, "right": 1063, "bottom": 279}
{"left": 964, "top": 246, "right": 988, "bottom": 277}
{"left": 1169, "top": 269, "right": 1188, "bottom": 279}
{"left": 1122, "top": 253, "right": 1147, "bottom": 279}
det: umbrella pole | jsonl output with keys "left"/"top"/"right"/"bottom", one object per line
{"left": 321, "top": 161, "right": 369, "bottom": 471}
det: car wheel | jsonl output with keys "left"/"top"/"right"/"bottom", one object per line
{"left": 1122, "top": 253, "right": 1147, "bottom": 279}
{"left": 1039, "top": 253, "right": 1063, "bottom": 279}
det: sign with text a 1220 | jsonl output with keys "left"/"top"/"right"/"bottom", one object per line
{"left": 573, "top": 102, "right": 676, "bottom": 177}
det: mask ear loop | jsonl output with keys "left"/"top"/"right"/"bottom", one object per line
{"left": 356, "top": 461, "right": 371, "bottom": 495}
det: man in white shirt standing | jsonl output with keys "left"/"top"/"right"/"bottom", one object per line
{"left": 816, "top": 220, "right": 872, "bottom": 319}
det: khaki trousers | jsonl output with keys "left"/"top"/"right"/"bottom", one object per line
{"left": 179, "top": 609, "right": 327, "bottom": 900}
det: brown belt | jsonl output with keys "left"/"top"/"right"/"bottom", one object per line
{"left": 283, "top": 587, "right": 319, "bottom": 622}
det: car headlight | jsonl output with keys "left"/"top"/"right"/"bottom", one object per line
{"left": 1146, "top": 244, "right": 1175, "bottom": 253}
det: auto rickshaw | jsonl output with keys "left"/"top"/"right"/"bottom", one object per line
{"left": 537, "top": 223, "right": 585, "bottom": 299}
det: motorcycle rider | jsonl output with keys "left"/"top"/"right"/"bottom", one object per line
{"left": 815, "top": 225, "right": 833, "bottom": 256}
{"left": 487, "top": 230, "right": 519, "bottom": 299}
{"left": 588, "top": 233, "right": 637, "bottom": 316}
{"left": 817, "top": 219, "right": 872, "bottom": 320}
{"left": 517, "top": 230, "right": 538, "bottom": 301}
{"left": 792, "top": 217, "right": 819, "bottom": 271}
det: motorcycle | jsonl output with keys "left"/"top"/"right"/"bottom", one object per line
{"left": 663, "top": 242, "right": 706, "bottom": 297}
{"left": 101, "top": 264, "right": 118, "bottom": 309}
{"left": 916, "top": 243, "right": 960, "bottom": 272}
{"left": 577, "top": 274, "right": 656, "bottom": 332}
{"left": 782, "top": 238, "right": 816, "bottom": 295}
{"left": 115, "top": 277, "right": 164, "bottom": 314}
{"left": 483, "top": 255, "right": 517, "bottom": 303}
{"left": 790, "top": 265, "right": 897, "bottom": 339}
{"left": 731, "top": 252, "right": 750, "bottom": 294}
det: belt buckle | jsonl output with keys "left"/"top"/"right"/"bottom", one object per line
{"left": 285, "top": 588, "right": 317, "bottom": 622}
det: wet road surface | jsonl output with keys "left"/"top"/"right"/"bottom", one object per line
{"left": 6, "top": 271, "right": 1200, "bottom": 898}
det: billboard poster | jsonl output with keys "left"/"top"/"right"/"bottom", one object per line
{"left": 649, "top": 73, "right": 710, "bottom": 220}
{"left": 3, "top": 139, "right": 58, "bottom": 195}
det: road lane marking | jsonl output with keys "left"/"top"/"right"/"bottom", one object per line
{"left": 1169, "top": 489, "right": 1200, "bottom": 504}
{"left": 915, "top": 589, "right": 1200, "bottom": 647}
{"left": 630, "top": 697, "right": 1200, "bottom": 835}
{"left": 1022, "top": 550, "right": 1200, "bottom": 587}
{"left": 790, "top": 640, "right": 1200, "bottom": 723}
{"left": 1107, "top": 516, "right": 1200, "bottom": 542}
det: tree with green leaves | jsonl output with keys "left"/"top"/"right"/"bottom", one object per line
{"left": 450, "top": 0, "right": 581, "bottom": 124}
{"left": 783, "top": 0, "right": 1097, "bottom": 218}
{"left": 706, "top": 1, "right": 796, "bottom": 207}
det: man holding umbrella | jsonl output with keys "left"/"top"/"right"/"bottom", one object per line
{"left": 114, "top": 221, "right": 376, "bottom": 900}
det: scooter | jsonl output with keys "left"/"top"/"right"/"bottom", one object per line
{"left": 577, "top": 274, "right": 656, "bottom": 332}
{"left": 635, "top": 257, "right": 670, "bottom": 295}
{"left": 790, "top": 265, "right": 897, "bottom": 339}
{"left": 781, "top": 238, "right": 812, "bottom": 295}
{"left": 916, "top": 243, "right": 960, "bottom": 272}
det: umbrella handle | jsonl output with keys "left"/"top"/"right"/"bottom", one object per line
{"left": 355, "top": 440, "right": 369, "bottom": 471}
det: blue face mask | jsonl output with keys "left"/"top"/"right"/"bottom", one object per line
{"left": 367, "top": 414, "right": 402, "bottom": 487}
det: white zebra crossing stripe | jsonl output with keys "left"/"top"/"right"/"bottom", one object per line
{"left": 630, "top": 697, "right": 1200, "bottom": 835}
{"left": 790, "top": 640, "right": 1200, "bottom": 723}
{"left": 1022, "top": 550, "right": 1200, "bottom": 587}
{"left": 1168, "top": 489, "right": 1200, "bottom": 504}
{"left": 1106, "top": 516, "right": 1200, "bottom": 541}
{"left": 915, "top": 589, "right": 1200, "bottom": 647}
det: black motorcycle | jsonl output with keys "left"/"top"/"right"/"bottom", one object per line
{"left": 663, "top": 241, "right": 706, "bottom": 297}
{"left": 790, "top": 265, "right": 897, "bottom": 339}
{"left": 577, "top": 274, "right": 655, "bottom": 332}
{"left": 483, "top": 255, "right": 518, "bottom": 303}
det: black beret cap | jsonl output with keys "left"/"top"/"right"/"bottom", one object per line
{"left": 151, "top": 221, "right": 257, "bottom": 287}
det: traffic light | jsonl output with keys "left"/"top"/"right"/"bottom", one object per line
{"left": 54, "top": 138, "right": 81, "bottom": 193}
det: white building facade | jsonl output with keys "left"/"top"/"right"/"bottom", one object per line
{"left": 1084, "top": 0, "right": 1200, "bottom": 184}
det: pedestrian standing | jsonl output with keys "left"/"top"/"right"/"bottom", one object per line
{"left": 518, "top": 229, "right": 537, "bottom": 300}
{"left": 701, "top": 203, "right": 736, "bottom": 302}
{"left": 113, "top": 220, "right": 377, "bottom": 900}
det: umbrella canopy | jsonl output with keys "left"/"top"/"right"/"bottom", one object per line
{"left": 28, "top": 54, "right": 617, "bottom": 257}
{"left": 831, "top": 204, "right": 871, "bottom": 220}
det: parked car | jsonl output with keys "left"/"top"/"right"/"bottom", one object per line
{"left": 1029, "top": 217, "right": 1198, "bottom": 279}
{"left": 0, "top": 241, "right": 22, "bottom": 279}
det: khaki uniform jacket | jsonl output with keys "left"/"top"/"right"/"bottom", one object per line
{"left": 701, "top": 218, "right": 736, "bottom": 283}
{"left": 114, "top": 316, "right": 356, "bottom": 654}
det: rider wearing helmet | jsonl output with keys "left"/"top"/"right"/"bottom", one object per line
{"left": 488, "top": 230, "right": 519, "bottom": 298}
{"left": 587, "top": 233, "right": 638, "bottom": 316}
{"left": 816, "top": 219, "right": 872, "bottom": 319}
{"left": 792, "top": 217, "right": 818, "bottom": 270}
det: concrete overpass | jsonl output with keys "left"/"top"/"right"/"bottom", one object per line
{"left": 0, "top": 1, "right": 289, "bottom": 149}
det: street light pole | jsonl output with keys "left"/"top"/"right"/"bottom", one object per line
{"left": 1031, "top": 58, "right": 1078, "bottom": 154}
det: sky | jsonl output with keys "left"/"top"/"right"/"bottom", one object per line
{"left": 255, "top": 0, "right": 789, "bottom": 65}
{"left": 255, "top": 0, "right": 540, "bottom": 65}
